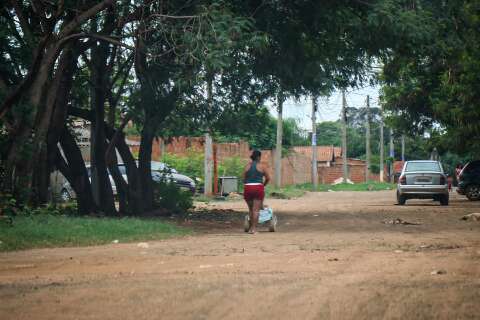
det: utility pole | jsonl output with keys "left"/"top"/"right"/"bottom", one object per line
{"left": 341, "top": 90, "right": 348, "bottom": 183}
{"left": 401, "top": 134, "right": 405, "bottom": 161}
{"left": 204, "top": 133, "right": 213, "bottom": 195}
{"left": 379, "top": 106, "right": 384, "bottom": 182}
{"left": 311, "top": 96, "right": 318, "bottom": 190}
{"left": 365, "top": 95, "right": 371, "bottom": 182}
{"left": 389, "top": 128, "right": 395, "bottom": 182}
{"left": 274, "top": 93, "right": 284, "bottom": 188}
{"left": 204, "top": 76, "right": 214, "bottom": 196}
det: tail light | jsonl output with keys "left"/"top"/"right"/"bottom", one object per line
{"left": 400, "top": 175, "right": 406, "bottom": 185}
{"left": 440, "top": 176, "right": 446, "bottom": 185}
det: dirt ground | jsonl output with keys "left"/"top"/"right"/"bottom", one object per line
{"left": 1, "top": 190, "right": 479, "bottom": 320}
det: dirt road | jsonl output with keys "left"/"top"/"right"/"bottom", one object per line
{"left": 1, "top": 190, "right": 479, "bottom": 320}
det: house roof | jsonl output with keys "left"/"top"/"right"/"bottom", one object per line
{"left": 292, "top": 146, "right": 342, "bottom": 162}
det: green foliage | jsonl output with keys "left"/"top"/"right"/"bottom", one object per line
{"left": 381, "top": 0, "right": 480, "bottom": 156}
{"left": 266, "top": 181, "right": 395, "bottom": 199}
{"left": 219, "top": 156, "right": 247, "bottom": 178}
{"left": 0, "top": 192, "right": 17, "bottom": 219}
{"left": 152, "top": 181, "right": 193, "bottom": 215}
{"left": 0, "top": 214, "right": 188, "bottom": 252}
{"left": 161, "top": 149, "right": 204, "bottom": 181}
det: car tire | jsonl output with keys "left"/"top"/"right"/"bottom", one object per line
{"left": 397, "top": 192, "right": 406, "bottom": 205}
{"left": 60, "top": 188, "right": 71, "bottom": 202}
{"left": 440, "top": 194, "right": 449, "bottom": 206}
{"left": 466, "top": 184, "right": 480, "bottom": 201}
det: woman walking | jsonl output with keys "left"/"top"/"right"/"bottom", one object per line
{"left": 243, "top": 150, "right": 270, "bottom": 234}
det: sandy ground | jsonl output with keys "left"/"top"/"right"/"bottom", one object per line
{"left": 1, "top": 190, "right": 479, "bottom": 320}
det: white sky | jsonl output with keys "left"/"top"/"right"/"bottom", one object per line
{"left": 268, "top": 86, "right": 381, "bottom": 131}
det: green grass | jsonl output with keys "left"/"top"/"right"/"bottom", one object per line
{"left": 0, "top": 215, "right": 190, "bottom": 252}
{"left": 267, "top": 181, "right": 395, "bottom": 199}
{"left": 317, "top": 182, "right": 395, "bottom": 192}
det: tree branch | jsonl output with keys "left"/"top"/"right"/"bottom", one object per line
{"left": 58, "top": 0, "right": 114, "bottom": 39}
{"left": 10, "top": 0, "right": 35, "bottom": 46}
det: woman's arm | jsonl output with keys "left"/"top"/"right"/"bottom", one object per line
{"left": 261, "top": 164, "right": 271, "bottom": 186}
{"left": 242, "top": 163, "right": 251, "bottom": 182}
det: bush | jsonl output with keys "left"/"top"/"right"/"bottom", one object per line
{"left": 161, "top": 149, "right": 204, "bottom": 180}
{"left": 153, "top": 181, "right": 193, "bottom": 215}
{"left": 161, "top": 151, "right": 247, "bottom": 192}
{"left": 219, "top": 156, "right": 247, "bottom": 178}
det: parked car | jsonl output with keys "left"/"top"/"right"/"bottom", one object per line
{"left": 457, "top": 160, "right": 480, "bottom": 201}
{"left": 140, "top": 161, "right": 196, "bottom": 194}
{"left": 59, "top": 161, "right": 195, "bottom": 201}
{"left": 396, "top": 160, "right": 449, "bottom": 205}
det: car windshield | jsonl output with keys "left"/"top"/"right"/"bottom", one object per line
{"left": 405, "top": 162, "right": 441, "bottom": 172}
{"left": 151, "top": 161, "right": 177, "bottom": 173}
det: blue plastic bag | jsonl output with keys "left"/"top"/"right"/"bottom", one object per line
{"left": 258, "top": 207, "right": 273, "bottom": 223}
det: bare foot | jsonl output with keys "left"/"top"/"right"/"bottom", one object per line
{"left": 248, "top": 229, "right": 257, "bottom": 234}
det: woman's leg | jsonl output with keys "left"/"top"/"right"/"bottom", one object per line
{"left": 246, "top": 199, "right": 253, "bottom": 223}
{"left": 250, "top": 199, "right": 262, "bottom": 233}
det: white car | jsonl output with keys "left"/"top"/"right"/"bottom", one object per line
{"left": 59, "top": 161, "right": 195, "bottom": 201}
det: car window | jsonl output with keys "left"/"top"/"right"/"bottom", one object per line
{"left": 118, "top": 165, "right": 127, "bottom": 175}
{"left": 405, "top": 162, "right": 441, "bottom": 172}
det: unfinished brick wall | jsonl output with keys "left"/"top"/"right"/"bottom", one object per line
{"left": 126, "top": 136, "right": 379, "bottom": 186}
{"left": 127, "top": 136, "right": 250, "bottom": 161}
{"left": 257, "top": 149, "right": 312, "bottom": 186}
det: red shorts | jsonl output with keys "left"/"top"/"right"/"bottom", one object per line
{"left": 244, "top": 184, "right": 265, "bottom": 201}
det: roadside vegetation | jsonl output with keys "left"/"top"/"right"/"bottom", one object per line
{"left": 266, "top": 182, "right": 395, "bottom": 199}
{"left": 0, "top": 211, "right": 189, "bottom": 252}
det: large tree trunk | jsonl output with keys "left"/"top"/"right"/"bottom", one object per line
{"left": 105, "top": 126, "right": 144, "bottom": 215}
{"left": 90, "top": 38, "right": 117, "bottom": 215}
{"left": 138, "top": 117, "right": 155, "bottom": 211}
{"left": 58, "top": 127, "right": 97, "bottom": 215}
{"left": 0, "top": 0, "right": 115, "bottom": 206}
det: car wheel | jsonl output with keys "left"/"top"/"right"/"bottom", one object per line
{"left": 60, "top": 188, "right": 71, "bottom": 202}
{"left": 440, "top": 194, "right": 449, "bottom": 206}
{"left": 466, "top": 184, "right": 480, "bottom": 201}
{"left": 397, "top": 192, "right": 406, "bottom": 205}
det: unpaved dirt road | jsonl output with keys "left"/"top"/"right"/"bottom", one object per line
{"left": 1, "top": 190, "right": 479, "bottom": 320}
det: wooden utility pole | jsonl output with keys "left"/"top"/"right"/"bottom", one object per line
{"left": 341, "top": 90, "right": 348, "bottom": 183}
{"left": 274, "top": 93, "right": 284, "bottom": 188}
{"left": 401, "top": 134, "right": 405, "bottom": 161}
{"left": 365, "top": 95, "right": 371, "bottom": 182}
{"left": 311, "top": 96, "right": 318, "bottom": 190}
{"left": 204, "top": 76, "right": 214, "bottom": 196}
{"left": 204, "top": 133, "right": 213, "bottom": 195}
{"left": 213, "top": 144, "right": 218, "bottom": 195}
{"left": 389, "top": 128, "right": 395, "bottom": 182}
{"left": 379, "top": 107, "right": 384, "bottom": 182}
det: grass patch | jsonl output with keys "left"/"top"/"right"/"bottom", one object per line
{"left": 267, "top": 181, "right": 395, "bottom": 199}
{"left": 266, "top": 184, "right": 312, "bottom": 199}
{"left": 317, "top": 182, "right": 395, "bottom": 192}
{"left": 0, "top": 215, "right": 190, "bottom": 252}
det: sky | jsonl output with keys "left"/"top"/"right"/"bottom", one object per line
{"left": 267, "top": 86, "right": 381, "bottom": 131}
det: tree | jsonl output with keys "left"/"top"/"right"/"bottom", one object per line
{"left": 381, "top": 0, "right": 480, "bottom": 156}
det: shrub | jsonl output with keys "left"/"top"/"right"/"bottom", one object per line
{"left": 219, "top": 156, "right": 247, "bottom": 178}
{"left": 152, "top": 181, "right": 193, "bottom": 215}
{"left": 161, "top": 149, "right": 204, "bottom": 181}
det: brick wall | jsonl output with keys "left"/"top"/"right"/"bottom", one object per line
{"left": 126, "top": 136, "right": 382, "bottom": 186}
{"left": 127, "top": 136, "right": 251, "bottom": 162}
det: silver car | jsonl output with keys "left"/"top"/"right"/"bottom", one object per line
{"left": 59, "top": 162, "right": 195, "bottom": 201}
{"left": 397, "top": 160, "right": 449, "bottom": 205}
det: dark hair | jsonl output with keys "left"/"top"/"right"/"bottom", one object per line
{"left": 250, "top": 150, "right": 261, "bottom": 161}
